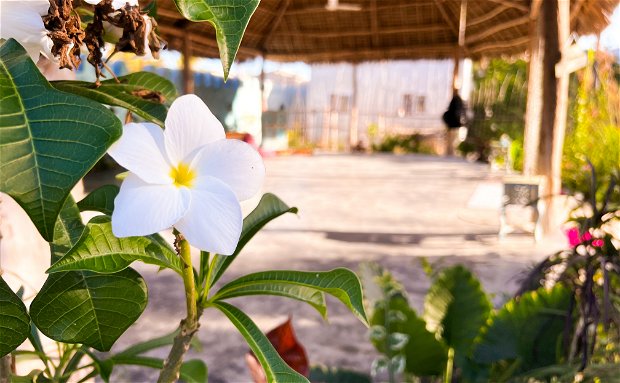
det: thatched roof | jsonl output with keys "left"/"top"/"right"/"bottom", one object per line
{"left": 155, "top": 0, "right": 618, "bottom": 63}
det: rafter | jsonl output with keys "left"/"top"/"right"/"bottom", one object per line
{"left": 468, "top": 5, "right": 509, "bottom": 27}
{"left": 433, "top": 0, "right": 459, "bottom": 38}
{"left": 370, "top": 0, "right": 379, "bottom": 47}
{"left": 259, "top": 0, "right": 290, "bottom": 51}
{"left": 470, "top": 35, "right": 530, "bottom": 54}
{"left": 466, "top": 15, "right": 529, "bottom": 45}
{"left": 277, "top": 24, "right": 445, "bottom": 38}
{"left": 487, "top": 0, "right": 528, "bottom": 13}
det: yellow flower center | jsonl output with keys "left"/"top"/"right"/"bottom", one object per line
{"left": 170, "top": 163, "right": 196, "bottom": 188}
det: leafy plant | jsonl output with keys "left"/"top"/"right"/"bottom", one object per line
{"left": 517, "top": 163, "right": 620, "bottom": 373}
{"left": 0, "top": 1, "right": 368, "bottom": 381}
{"left": 361, "top": 263, "right": 578, "bottom": 382}
{"left": 564, "top": 51, "right": 620, "bottom": 197}
{"left": 461, "top": 58, "right": 527, "bottom": 165}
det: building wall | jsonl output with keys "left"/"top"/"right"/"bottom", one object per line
{"left": 305, "top": 60, "right": 472, "bottom": 149}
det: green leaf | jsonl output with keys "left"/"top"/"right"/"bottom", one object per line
{"left": 473, "top": 284, "right": 572, "bottom": 375}
{"left": 0, "top": 39, "right": 122, "bottom": 241}
{"left": 424, "top": 265, "right": 491, "bottom": 362}
{"left": 371, "top": 296, "right": 447, "bottom": 376}
{"left": 213, "top": 268, "right": 368, "bottom": 326}
{"left": 215, "top": 282, "right": 327, "bottom": 319}
{"left": 208, "top": 193, "right": 298, "bottom": 287}
{"left": 105, "top": 356, "right": 207, "bottom": 383}
{"left": 77, "top": 185, "right": 119, "bottom": 215}
{"left": 47, "top": 215, "right": 182, "bottom": 275}
{"left": 308, "top": 365, "right": 371, "bottom": 383}
{"left": 180, "top": 360, "right": 208, "bottom": 383}
{"left": 213, "top": 302, "right": 309, "bottom": 383}
{"left": 0, "top": 277, "right": 30, "bottom": 357}
{"left": 50, "top": 196, "right": 85, "bottom": 262}
{"left": 113, "top": 329, "right": 201, "bottom": 358}
{"left": 30, "top": 268, "right": 147, "bottom": 351}
{"left": 52, "top": 72, "right": 177, "bottom": 126}
{"left": 171, "top": 0, "right": 260, "bottom": 79}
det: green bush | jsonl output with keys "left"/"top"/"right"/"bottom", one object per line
{"left": 563, "top": 52, "right": 620, "bottom": 196}
{"left": 372, "top": 134, "right": 435, "bottom": 154}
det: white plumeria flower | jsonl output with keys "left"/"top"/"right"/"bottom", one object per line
{"left": 84, "top": 0, "right": 138, "bottom": 10}
{"left": 108, "top": 95, "right": 265, "bottom": 255}
{"left": 0, "top": 0, "right": 53, "bottom": 62}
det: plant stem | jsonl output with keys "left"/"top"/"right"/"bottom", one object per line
{"left": 158, "top": 233, "right": 200, "bottom": 383}
{"left": 444, "top": 347, "right": 455, "bottom": 383}
{"left": 0, "top": 355, "right": 11, "bottom": 383}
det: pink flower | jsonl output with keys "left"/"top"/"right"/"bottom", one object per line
{"left": 566, "top": 228, "right": 604, "bottom": 248}
{"left": 567, "top": 228, "right": 582, "bottom": 247}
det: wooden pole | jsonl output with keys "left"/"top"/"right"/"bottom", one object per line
{"left": 523, "top": 7, "right": 543, "bottom": 175}
{"left": 182, "top": 31, "right": 194, "bottom": 95}
{"left": 452, "top": 0, "right": 468, "bottom": 92}
{"left": 538, "top": 0, "right": 570, "bottom": 233}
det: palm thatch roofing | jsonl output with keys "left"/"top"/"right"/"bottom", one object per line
{"left": 154, "top": 0, "right": 618, "bottom": 63}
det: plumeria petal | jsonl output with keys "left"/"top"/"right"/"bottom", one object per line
{"left": 174, "top": 176, "right": 242, "bottom": 255}
{"left": 164, "top": 95, "right": 226, "bottom": 164}
{"left": 112, "top": 174, "right": 190, "bottom": 237}
{"left": 192, "top": 139, "right": 265, "bottom": 201}
{"left": 0, "top": 0, "right": 51, "bottom": 62}
{"left": 108, "top": 122, "right": 173, "bottom": 184}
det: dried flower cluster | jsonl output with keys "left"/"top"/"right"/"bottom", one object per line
{"left": 42, "top": 0, "right": 166, "bottom": 82}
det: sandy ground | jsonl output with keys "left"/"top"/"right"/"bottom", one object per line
{"left": 99, "top": 154, "right": 567, "bottom": 382}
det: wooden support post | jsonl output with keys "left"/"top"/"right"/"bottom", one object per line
{"left": 452, "top": 0, "right": 468, "bottom": 92}
{"left": 182, "top": 32, "right": 194, "bottom": 95}
{"left": 523, "top": 6, "right": 543, "bottom": 175}
{"left": 538, "top": 0, "right": 570, "bottom": 233}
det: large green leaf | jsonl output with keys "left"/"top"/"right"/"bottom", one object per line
{"left": 76, "top": 185, "right": 119, "bottom": 215}
{"left": 171, "top": 0, "right": 260, "bottom": 79}
{"left": 208, "top": 193, "right": 297, "bottom": 287}
{"left": 213, "top": 302, "right": 309, "bottom": 383}
{"left": 31, "top": 201, "right": 148, "bottom": 352}
{"left": 424, "top": 265, "right": 491, "bottom": 362}
{"left": 0, "top": 39, "right": 122, "bottom": 241}
{"left": 30, "top": 268, "right": 148, "bottom": 351}
{"left": 213, "top": 269, "right": 368, "bottom": 326}
{"left": 47, "top": 215, "right": 182, "bottom": 275}
{"left": 473, "top": 284, "right": 572, "bottom": 375}
{"left": 371, "top": 295, "right": 447, "bottom": 377}
{"left": 0, "top": 277, "right": 30, "bottom": 357}
{"left": 52, "top": 72, "right": 177, "bottom": 126}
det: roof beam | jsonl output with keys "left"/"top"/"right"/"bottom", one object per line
{"left": 570, "top": 0, "right": 587, "bottom": 22}
{"left": 468, "top": 5, "right": 509, "bottom": 27}
{"left": 259, "top": 0, "right": 290, "bottom": 51}
{"left": 277, "top": 24, "right": 445, "bottom": 38}
{"left": 266, "top": 43, "right": 457, "bottom": 62}
{"left": 285, "top": 2, "right": 436, "bottom": 15}
{"left": 469, "top": 35, "right": 530, "bottom": 54}
{"left": 466, "top": 15, "right": 529, "bottom": 44}
{"left": 370, "top": 0, "right": 379, "bottom": 47}
{"left": 433, "top": 0, "right": 459, "bottom": 38}
{"left": 158, "top": 24, "right": 262, "bottom": 57}
{"left": 486, "top": 0, "right": 528, "bottom": 13}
